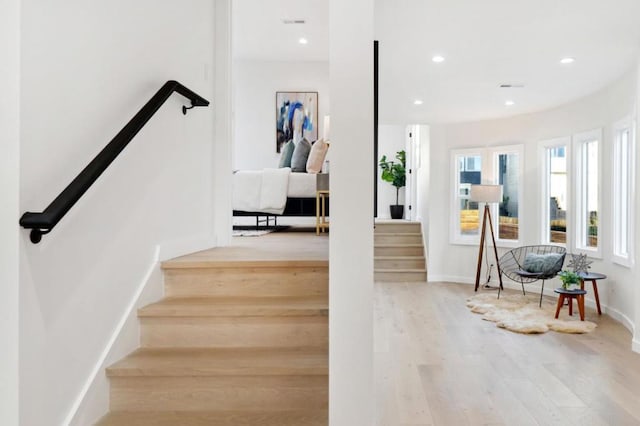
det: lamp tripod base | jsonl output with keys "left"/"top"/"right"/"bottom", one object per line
{"left": 474, "top": 205, "right": 504, "bottom": 292}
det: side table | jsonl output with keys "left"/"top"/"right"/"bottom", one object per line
{"left": 316, "top": 190, "right": 329, "bottom": 235}
{"left": 578, "top": 272, "right": 606, "bottom": 315}
{"left": 554, "top": 288, "right": 587, "bottom": 321}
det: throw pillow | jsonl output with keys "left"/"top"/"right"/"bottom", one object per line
{"left": 278, "top": 140, "right": 295, "bottom": 168}
{"left": 291, "top": 138, "right": 312, "bottom": 172}
{"left": 523, "top": 252, "right": 564, "bottom": 275}
{"left": 306, "top": 139, "right": 329, "bottom": 174}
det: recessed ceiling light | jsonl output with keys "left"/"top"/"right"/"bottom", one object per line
{"left": 432, "top": 55, "right": 445, "bottom": 63}
{"left": 298, "top": 38, "right": 308, "bottom": 45}
{"left": 560, "top": 57, "right": 575, "bottom": 64}
{"left": 414, "top": 99, "right": 424, "bottom": 105}
{"left": 505, "top": 100, "right": 515, "bottom": 106}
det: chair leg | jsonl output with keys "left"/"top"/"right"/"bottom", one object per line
{"left": 497, "top": 284, "right": 501, "bottom": 299}
{"left": 520, "top": 279, "right": 526, "bottom": 296}
{"left": 569, "top": 297, "right": 573, "bottom": 316}
{"left": 539, "top": 280, "right": 545, "bottom": 307}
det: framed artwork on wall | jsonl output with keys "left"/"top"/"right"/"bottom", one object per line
{"left": 275, "top": 91, "right": 318, "bottom": 153}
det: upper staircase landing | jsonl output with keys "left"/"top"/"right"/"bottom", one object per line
{"left": 165, "top": 232, "right": 329, "bottom": 268}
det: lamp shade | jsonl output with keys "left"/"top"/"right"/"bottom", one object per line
{"left": 470, "top": 184, "right": 502, "bottom": 203}
{"left": 323, "top": 115, "right": 330, "bottom": 141}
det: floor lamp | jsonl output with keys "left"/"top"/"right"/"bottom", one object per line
{"left": 471, "top": 184, "right": 504, "bottom": 291}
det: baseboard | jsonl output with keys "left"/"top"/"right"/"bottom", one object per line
{"left": 65, "top": 248, "right": 163, "bottom": 426}
{"left": 632, "top": 338, "right": 640, "bottom": 354}
{"left": 604, "top": 305, "right": 635, "bottom": 335}
{"left": 158, "top": 234, "right": 217, "bottom": 261}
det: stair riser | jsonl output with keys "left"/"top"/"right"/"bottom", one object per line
{"left": 375, "top": 258, "right": 425, "bottom": 269}
{"left": 375, "top": 234, "right": 423, "bottom": 245}
{"left": 140, "top": 317, "right": 328, "bottom": 348}
{"left": 109, "top": 376, "right": 327, "bottom": 411}
{"left": 165, "top": 267, "right": 328, "bottom": 298}
{"left": 375, "top": 246, "right": 423, "bottom": 257}
{"left": 375, "top": 271, "right": 427, "bottom": 282}
{"left": 375, "top": 223, "right": 421, "bottom": 234}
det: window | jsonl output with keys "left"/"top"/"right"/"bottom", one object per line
{"left": 541, "top": 138, "right": 570, "bottom": 246}
{"left": 574, "top": 129, "right": 601, "bottom": 256}
{"left": 612, "top": 118, "right": 636, "bottom": 266}
{"left": 451, "top": 150, "right": 482, "bottom": 243}
{"left": 451, "top": 145, "right": 523, "bottom": 245}
{"left": 492, "top": 146, "right": 523, "bottom": 244}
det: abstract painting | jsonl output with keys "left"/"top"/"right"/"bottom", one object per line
{"left": 276, "top": 91, "right": 318, "bottom": 153}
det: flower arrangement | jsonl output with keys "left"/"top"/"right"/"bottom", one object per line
{"left": 558, "top": 270, "right": 581, "bottom": 290}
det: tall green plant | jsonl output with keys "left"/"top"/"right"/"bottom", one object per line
{"left": 379, "top": 150, "right": 406, "bottom": 205}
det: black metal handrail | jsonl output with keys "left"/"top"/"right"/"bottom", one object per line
{"left": 19, "top": 80, "right": 210, "bottom": 243}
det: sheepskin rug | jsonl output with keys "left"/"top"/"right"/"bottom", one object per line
{"left": 466, "top": 292, "right": 597, "bottom": 334}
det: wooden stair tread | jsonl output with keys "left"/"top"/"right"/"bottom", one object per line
{"left": 374, "top": 268, "right": 427, "bottom": 273}
{"left": 107, "top": 347, "right": 328, "bottom": 377}
{"left": 162, "top": 259, "right": 328, "bottom": 270}
{"left": 375, "top": 220, "right": 421, "bottom": 224}
{"left": 139, "top": 296, "right": 328, "bottom": 317}
{"left": 374, "top": 243, "right": 423, "bottom": 247}
{"left": 95, "top": 410, "right": 328, "bottom": 426}
{"left": 375, "top": 256, "right": 425, "bottom": 260}
{"left": 375, "top": 232, "right": 422, "bottom": 236}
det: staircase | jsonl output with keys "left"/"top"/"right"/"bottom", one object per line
{"left": 374, "top": 221, "right": 427, "bottom": 282}
{"left": 96, "top": 258, "right": 328, "bottom": 425}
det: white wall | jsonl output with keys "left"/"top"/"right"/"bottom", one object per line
{"left": 233, "top": 60, "right": 330, "bottom": 170}
{"left": 0, "top": 0, "right": 20, "bottom": 424}
{"left": 428, "top": 68, "right": 639, "bottom": 334}
{"left": 329, "top": 0, "right": 374, "bottom": 424}
{"left": 19, "top": 1, "right": 216, "bottom": 425}
{"left": 377, "top": 125, "right": 406, "bottom": 218}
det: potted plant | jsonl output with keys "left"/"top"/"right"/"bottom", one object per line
{"left": 558, "top": 270, "right": 581, "bottom": 290}
{"left": 379, "top": 150, "right": 406, "bottom": 219}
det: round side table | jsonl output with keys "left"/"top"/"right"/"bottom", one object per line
{"left": 577, "top": 272, "right": 606, "bottom": 315}
{"left": 554, "top": 288, "right": 588, "bottom": 321}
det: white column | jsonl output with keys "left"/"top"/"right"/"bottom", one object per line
{"left": 329, "top": 0, "right": 374, "bottom": 424}
{"left": 0, "top": 0, "right": 21, "bottom": 423}
{"left": 213, "top": 0, "right": 233, "bottom": 246}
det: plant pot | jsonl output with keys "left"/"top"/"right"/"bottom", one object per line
{"left": 390, "top": 205, "right": 404, "bottom": 219}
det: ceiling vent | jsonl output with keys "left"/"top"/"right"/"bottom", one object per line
{"left": 282, "top": 19, "right": 306, "bottom": 24}
{"left": 499, "top": 84, "right": 525, "bottom": 88}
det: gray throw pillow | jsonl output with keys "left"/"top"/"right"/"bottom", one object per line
{"left": 278, "top": 140, "right": 295, "bottom": 168}
{"left": 291, "top": 139, "right": 312, "bottom": 172}
{"left": 523, "top": 253, "right": 564, "bottom": 275}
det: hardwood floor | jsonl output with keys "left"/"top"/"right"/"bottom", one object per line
{"left": 374, "top": 281, "right": 640, "bottom": 426}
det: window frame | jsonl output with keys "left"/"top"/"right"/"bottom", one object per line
{"left": 489, "top": 144, "right": 524, "bottom": 248}
{"left": 611, "top": 117, "right": 636, "bottom": 267}
{"left": 539, "top": 137, "right": 571, "bottom": 248}
{"left": 573, "top": 128, "right": 603, "bottom": 258}
{"left": 450, "top": 145, "right": 524, "bottom": 247}
{"left": 450, "top": 148, "right": 484, "bottom": 245}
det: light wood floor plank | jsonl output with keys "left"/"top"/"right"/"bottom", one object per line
{"left": 374, "top": 281, "right": 640, "bottom": 426}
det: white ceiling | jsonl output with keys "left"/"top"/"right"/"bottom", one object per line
{"left": 232, "top": 0, "right": 329, "bottom": 62}
{"left": 233, "top": 0, "right": 640, "bottom": 124}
